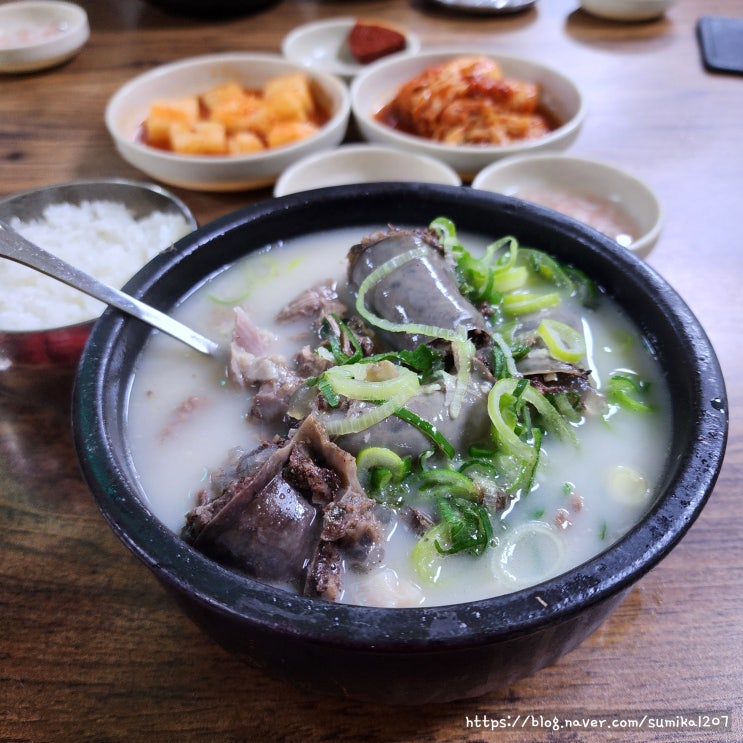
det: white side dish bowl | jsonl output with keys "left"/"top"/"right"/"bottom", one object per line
{"left": 472, "top": 154, "right": 662, "bottom": 257}
{"left": 579, "top": 0, "right": 676, "bottom": 22}
{"left": 281, "top": 17, "right": 420, "bottom": 80}
{"left": 0, "top": 1, "right": 89, "bottom": 74}
{"left": 273, "top": 144, "right": 462, "bottom": 196}
{"left": 105, "top": 53, "right": 351, "bottom": 192}
{"left": 350, "top": 49, "right": 586, "bottom": 182}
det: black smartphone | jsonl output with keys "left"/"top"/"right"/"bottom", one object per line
{"left": 697, "top": 15, "right": 743, "bottom": 75}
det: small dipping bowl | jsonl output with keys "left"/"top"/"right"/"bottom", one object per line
{"left": 273, "top": 144, "right": 462, "bottom": 196}
{"left": 281, "top": 17, "right": 420, "bottom": 80}
{"left": 0, "top": 179, "right": 196, "bottom": 390}
{"left": 472, "top": 154, "right": 663, "bottom": 257}
{"left": 0, "top": 1, "right": 89, "bottom": 74}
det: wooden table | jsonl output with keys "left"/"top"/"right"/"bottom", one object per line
{"left": 1, "top": 1, "right": 741, "bottom": 740}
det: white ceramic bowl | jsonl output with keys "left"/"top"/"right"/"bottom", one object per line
{"left": 281, "top": 17, "right": 420, "bottom": 80}
{"left": 105, "top": 53, "right": 351, "bottom": 192}
{"left": 0, "top": 1, "right": 89, "bottom": 74}
{"left": 273, "top": 144, "right": 461, "bottom": 196}
{"left": 579, "top": 0, "right": 676, "bottom": 22}
{"left": 350, "top": 49, "right": 586, "bottom": 182}
{"left": 472, "top": 154, "right": 662, "bottom": 256}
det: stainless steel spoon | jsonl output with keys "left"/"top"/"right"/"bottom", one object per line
{"left": 0, "top": 219, "right": 221, "bottom": 358}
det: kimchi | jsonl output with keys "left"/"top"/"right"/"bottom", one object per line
{"left": 376, "top": 56, "right": 556, "bottom": 146}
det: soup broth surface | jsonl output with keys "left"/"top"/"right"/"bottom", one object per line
{"left": 126, "top": 225, "right": 671, "bottom": 607}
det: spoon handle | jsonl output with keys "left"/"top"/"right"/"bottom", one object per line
{"left": 0, "top": 220, "right": 221, "bottom": 358}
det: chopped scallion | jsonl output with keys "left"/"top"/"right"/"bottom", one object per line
{"left": 503, "top": 291, "right": 562, "bottom": 316}
{"left": 395, "top": 407, "right": 456, "bottom": 459}
{"left": 433, "top": 496, "right": 493, "bottom": 557}
{"left": 537, "top": 318, "right": 586, "bottom": 363}
{"left": 607, "top": 373, "right": 653, "bottom": 413}
{"left": 356, "top": 447, "right": 410, "bottom": 490}
{"left": 418, "top": 468, "right": 479, "bottom": 500}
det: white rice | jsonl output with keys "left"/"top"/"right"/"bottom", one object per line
{"left": 1, "top": 200, "right": 192, "bottom": 331}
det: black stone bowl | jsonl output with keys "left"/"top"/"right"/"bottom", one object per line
{"left": 72, "top": 184, "right": 728, "bottom": 705}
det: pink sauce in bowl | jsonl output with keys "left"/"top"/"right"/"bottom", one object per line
{"left": 515, "top": 185, "right": 639, "bottom": 247}
{"left": 0, "top": 21, "right": 66, "bottom": 49}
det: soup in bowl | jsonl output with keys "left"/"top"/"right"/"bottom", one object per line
{"left": 72, "top": 184, "right": 727, "bottom": 704}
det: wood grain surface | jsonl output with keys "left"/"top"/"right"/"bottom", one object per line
{"left": 1, "top": 1, "right": 741, "bottom": 741}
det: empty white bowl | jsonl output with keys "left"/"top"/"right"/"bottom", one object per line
{"left": 350, "top": 49, "right": 586, "bottom": 182}
{"left": 273, "top": 144, "right": 462, "bottom": 196}
{"left": 105, "top": 53, "right": 351, "bottom": 192}
{"left": 0, "top": 1, "right": 89, "bottom": 74}
{"left": 579, "top": 0, "right": 676, "bottom": 22}
{"left": 281, "top": 17, "right": 420, "bottom": 80}
{"left": 472, "top": 153, "right": 662, "bottom": 256}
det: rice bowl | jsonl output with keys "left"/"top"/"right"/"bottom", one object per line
{"left": 1, "top": 201, "right": 192, "bottom": 332}
{"left": 0, "top": 179, "right": 196, "bottom": 370}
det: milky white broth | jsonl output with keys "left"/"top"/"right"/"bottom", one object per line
{"left": 126, "top": 225, "right": 672, "bottom": 607}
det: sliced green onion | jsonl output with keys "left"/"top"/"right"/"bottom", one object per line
{"left": 356, "top": 447, "right": 409, "bottom": 490}
{"left": 514, "top": 427, "right": 542, "bottom": 494}
{"left": 455, "top": 252, "right": 490, "bottom": 302}
{"left": 412, "top": 522, "right": 449, "bottom": 583}
{"left": 419, "top": 468, "right": 479, "bottom": 500}
{"left": 493, "top": 345, "right": 508, "bottom": 380}
{"left": 456, "top": 235, "right": 522, "bottom": 301}
{"left": 370, "top": 468, "right": 393, "bottom": 490}
{"left": 314, "top": 375, "right": 340, "bottom": 407}
{"left": 487, "top": 378, "right": 535, "bottom": 460}
{"left": 490, "top": 265, "right": 528, "bottom": 293}
{"left": 364, "top": 343, "right": 445, "bottom": 379}
{"left": 484, "top": 235, "right": 519, "bottom": 273}
{"left": 316, "top": 346, "right": 335, "bottom": 362}
{"left": 468, "top": 444, "right": 498, "bottom": 458}
{"left": 487, "top": 377, "right": 577, "bottom": 460}
{"left": 395, "top": 407, "right": 456, "bottom": 459}
{"left": 324, "top": 396, "right": 410, "bottom": 437}
{"left": 459, "top": 458, "right": 500, "bottom": 479}
{"left": 355, "top": 247, "right": 461, "bottom": 343}
{"left": 323, "top": 362, "right": 419, "bottom": 401}
{"left": 320, "top": 363, "right": 422, "bottom": 436}
{"left": 551, "top": 392, "right": 582, "bottom": 422}
{"left": 429, "top": 216, "right": 464, "bottom": 265}
{"left": 503, "top": 292, "right": 561, "bottom": 316}
{"left": 449, "top": 335, "right": 474, "bottom": 419}
{"left": 521, "top": 248, "right": 574, "bottom": 291}
{"left": 492, "top": 332, "right": 519, "bottom": 379}
{"left": 495, "top": 520, "right": 565, "bottom": 586}
{"left": 477, "top": 266, "right": 496, "bottom": 303}
{"left": 511, "top": 343, "right": 530, "bottom": 361}
{"left": 607, "top": 373, "right": 653, "bottom": 413}
{"left": 565, "top": 265, "right": 600, "bottom": 309}
{"left": 320, "top": 315, "right": 363, "bottom": 365}
{"left": 418, "top": 448, "right": 437, "bottom": 471}
{"left": 434, "top": 496, "right": 493, "bottom": 557}
{"left": 537, "top": 318, "right": 586, "bottom": 363}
